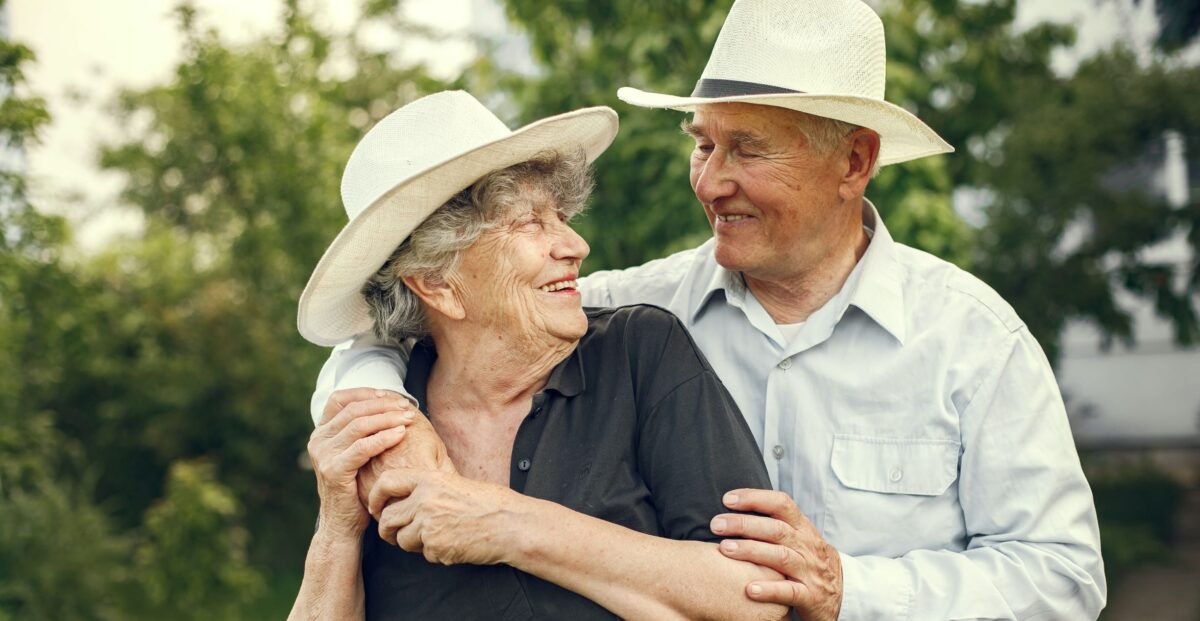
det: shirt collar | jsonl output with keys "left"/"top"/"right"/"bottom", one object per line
{"left": 849, "top": 200, "right": 907, "bottom": 344}
{"left": 543, "top": 344, "right": 586, "bottom": 397}
{"left": 690, "top": 199, "right": 906, "bottom": 345}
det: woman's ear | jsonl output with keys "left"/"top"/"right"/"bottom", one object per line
{"left": 402, "top": 273, "right": 466, "bottom": 321}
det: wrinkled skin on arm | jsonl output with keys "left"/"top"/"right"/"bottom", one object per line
{"left": 321, "top": 387, "right": 458, "bottom": 509}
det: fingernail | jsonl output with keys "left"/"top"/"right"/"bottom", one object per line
{"left": 724, "top": 492, "right": 739, "bottom": 506}
{"left": 375, "top": 390, "right": 389, "bottom": 398}
{"left": 712, "top": 518, "right": 727, "bottom": 532}
{"left": 721, "top": 540, "right": 738, "bottom": 552}
{"left": 749, "top": 584, "right": 763, "bottom": 596}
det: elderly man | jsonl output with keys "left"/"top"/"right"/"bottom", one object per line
{"left": 311, "top": 0, "right": 1106, "bottom": 619}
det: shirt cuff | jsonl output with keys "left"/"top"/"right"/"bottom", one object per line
{"left": 837, "top": 553, "right": 912, "bottom": 621}
{"left": 335, "top": 359, "right": 416, "bottom": 407}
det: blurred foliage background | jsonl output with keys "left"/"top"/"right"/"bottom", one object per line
{"left": 1, "top": 0, "right": 1198, "bottom": 617}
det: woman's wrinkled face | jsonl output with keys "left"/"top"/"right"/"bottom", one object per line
{"left": 450, "top": 185, "right": 590, "bottom": 345}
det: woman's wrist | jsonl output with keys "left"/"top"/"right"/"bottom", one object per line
{"left": 315, "top": 510, "right": 369, "bottom": 545}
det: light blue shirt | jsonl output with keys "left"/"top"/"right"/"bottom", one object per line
{"left": 312, "top": 202, "right": 1105, "bottom": 620}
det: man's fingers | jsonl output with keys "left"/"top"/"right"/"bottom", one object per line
{"left": 718, "top": 538, "right": 807, "bottom": 578}
{"left": 745, "top": 579, "right": 812, "bottom": 608}
{"left": 722, "top": 488, "right": 808, "bottom": 527}
{"left": 711, "top": 512, "right": 793, "bottom": 544}
{"left": 368, "top": 468, "right": 423, "bottom": 516}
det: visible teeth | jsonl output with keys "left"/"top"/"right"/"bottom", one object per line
{"left": 538, "top": 279, "right": 578, "bottom": 292}
{"left": 718, "top": 214, "right": 749, "bottom": 222}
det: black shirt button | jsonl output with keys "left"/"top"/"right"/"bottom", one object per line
{"left": 518, "top": 458, "right": 532, "bottom": 472}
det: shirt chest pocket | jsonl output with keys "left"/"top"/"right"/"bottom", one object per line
{"left": 825, "top": 434, "right": 963, "bottom": 555}
{"left": 830, "top": 434, "right": 960, "bottom": 496}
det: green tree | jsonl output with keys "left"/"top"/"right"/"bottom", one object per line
{"left": 89, "top": 0, "right": 450, "bottom": 574}
{"left": 0, "top": 4, "right": 135, "bottom": 619}
{"left": 135, "top": 460, "right": 262, "bottom": 620}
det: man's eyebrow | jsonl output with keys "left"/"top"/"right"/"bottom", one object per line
{"left": 678, "top": 121, "right": 770, "bottom": 150}
{"left": 728, "top": 130, "right": 769, "bottom": 151}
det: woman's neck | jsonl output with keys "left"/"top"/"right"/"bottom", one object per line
{"left": 424, "top": 323, "right": 576, "bottom": 414}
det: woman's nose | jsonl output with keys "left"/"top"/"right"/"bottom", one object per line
{"left": 550, "top": 219, "right": 590, "bottom": 263}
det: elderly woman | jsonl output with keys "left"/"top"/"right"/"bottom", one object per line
{"left": 290, "top": 91, "right": 786, "bottom": 621}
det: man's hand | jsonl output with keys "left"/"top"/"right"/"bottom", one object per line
{"left": 368, "top": 468, "right": 526, "bottom": 566}
{"left": 322, "top": 388, "right": 457, "bottom": 508}
{"left": 711, "top": 489, "right": 843, "bottom": 621}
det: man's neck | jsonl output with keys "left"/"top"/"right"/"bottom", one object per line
{"left": 744, "top": 207, "right": 871, "bottom": 325}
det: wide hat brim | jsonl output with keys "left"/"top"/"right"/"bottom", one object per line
{"left": 298, "top": 106, "right": 618, "bottom": 346}
{"left": 617, "top": 87, "right": 952, "bottom": 167}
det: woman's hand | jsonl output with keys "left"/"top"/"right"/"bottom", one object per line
{"left": 308, "top": 393, "right": 416, "bottom": 538}
{"left": 367, "top": 469, "right": 529, "bottom": 566}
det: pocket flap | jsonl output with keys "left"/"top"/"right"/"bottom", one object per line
{"left": 831, "top": 434, "right": 960, "bottom": 496}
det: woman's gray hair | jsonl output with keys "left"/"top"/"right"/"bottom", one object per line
{"left": 361, "top": 149, "right": 593, "bottom": 345}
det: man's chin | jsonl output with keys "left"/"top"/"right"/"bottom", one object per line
{"left": 712, "top": 243, "right": 756, "bottom": 274}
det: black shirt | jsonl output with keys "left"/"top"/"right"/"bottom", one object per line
{"left": 362, "top": 305, "right": 771, "bottom": 620}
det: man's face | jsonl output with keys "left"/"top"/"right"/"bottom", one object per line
{"left": 684, "top": 103, "right": 846, "bottom": 281}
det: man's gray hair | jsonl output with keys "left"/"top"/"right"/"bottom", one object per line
{"left": 792, "top": 113, "right": 882, "bottom": 178}
{"left": 361, "top": 149, "right": 593, "bottom": 346}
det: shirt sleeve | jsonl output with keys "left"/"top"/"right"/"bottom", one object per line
{"left": 579, "top": 246, "right": 700, "bottom": 309}
{"left": 632, "top": 312, "right": 773, "bottom": 542}
{"left": 837, "top": 327, "right": 1106, "bottom": 620}
{"left": 309, "top": 334, "right": 416, "bottom": 426}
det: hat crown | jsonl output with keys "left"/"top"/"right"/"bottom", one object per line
{"left": 340, "top": 91, "right": 511, "bottom": 221}
{"left": 699, "top": 0, "right": 885, "bottom": 100}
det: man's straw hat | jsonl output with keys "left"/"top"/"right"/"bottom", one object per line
{"left": 618, "top": 0, "right": 953, "bottom": 166}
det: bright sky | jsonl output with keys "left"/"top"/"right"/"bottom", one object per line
{"left": 10, "top": 0, "right": 474, "bottom": 249}
{"left": 8, "top": 0, "right": 1166, "bottom": 250}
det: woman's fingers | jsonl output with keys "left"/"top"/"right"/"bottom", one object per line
{"left": 377, "top": 497, "right": 420, "bottom": 547}
{"left": 334, "top": 426, "right": 409, "bottom": 475}
{"left": 318, "top": 396, "right": 417, "bottom": 438}
{"left": 328, "top": 410, "right": 414, "bottom": 454}
{"left": 368, "top": 469, "right": 425, "bottom": 516}
{"left": 322, "top": 388, "right": 401, "bottom": 425}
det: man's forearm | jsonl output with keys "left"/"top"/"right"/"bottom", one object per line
{"left": 288, "top": 528, "right": 366, "bottom": 621}
{"left": 506, "top": 496, "right": 788, "bottom": 621}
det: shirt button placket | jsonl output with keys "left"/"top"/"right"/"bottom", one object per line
{"left": 761, "top": 358, "right": 792, "bottom": 490}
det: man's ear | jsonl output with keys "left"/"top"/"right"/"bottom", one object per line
{"left": 402, "top": 274, "right": 466, "bottom": 321}
{"left": 838, "top": 128, "right": 881, "bottom": 202}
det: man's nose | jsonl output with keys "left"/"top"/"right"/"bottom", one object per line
{"left": 691, "top": 149, "right": 738, "bottom": 204}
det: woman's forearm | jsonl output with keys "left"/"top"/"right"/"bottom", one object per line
{"left": 288, "top": 527, "right": 366, "bottom": 621}
{"left": 506, "top": 497, "right": 790, "bottom": 621}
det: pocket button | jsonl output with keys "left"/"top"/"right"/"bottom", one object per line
{"left": 888, "top": 467, "right": 903, "bottom": 482}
